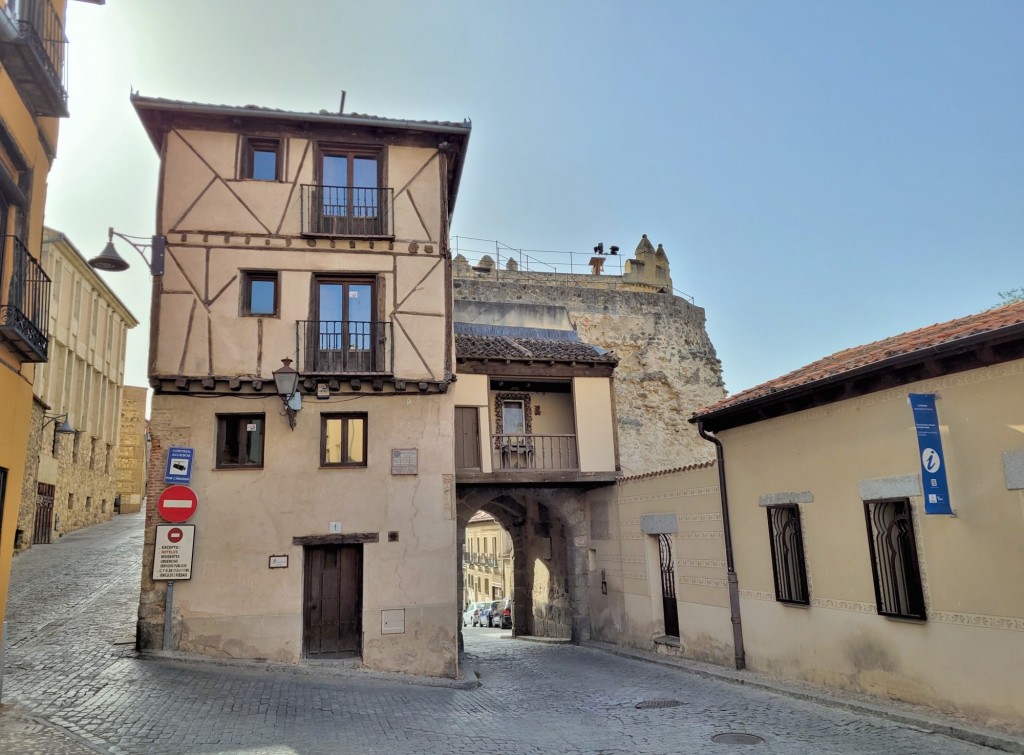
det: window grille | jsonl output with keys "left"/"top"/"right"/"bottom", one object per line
{"left": 863, "top": 499, "right": 927, "bottom": 620}
{"left": 766, "top": 505, "right": 810, "bottom": 605}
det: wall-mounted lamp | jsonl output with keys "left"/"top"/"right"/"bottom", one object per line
{"left": 272, "top": 357, "right": 300, "bottom": 430}
{"left": 88, "top": 227, "right": 166, "bottom": 276}
{"left": 43, "top": 412, "right": 75, "bottom": 435}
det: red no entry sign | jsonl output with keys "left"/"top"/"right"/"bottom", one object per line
{"left": 157, "top": 485, "right": 198, "bottom": 523}
{"left": 167, "top": 527, "right": 184, "bottom": 543}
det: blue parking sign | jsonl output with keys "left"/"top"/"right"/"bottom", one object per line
{"left": 164, "top": 447, "right": 195, "bottom": 484}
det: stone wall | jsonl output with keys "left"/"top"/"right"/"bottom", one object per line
{"left": 452, "top": 277, "right": 725, "bottom": 474}
{"left": 116, "top": 386, "right": 148, "bottom": 513}
{"left": 15, "top": 400, "right": 46, "bottom": 552}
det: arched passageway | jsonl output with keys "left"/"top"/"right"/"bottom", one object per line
{"left": 455, "top": 487, "right": 591, "bottom": 652}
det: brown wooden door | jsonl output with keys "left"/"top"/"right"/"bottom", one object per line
{"left": 304, "top": 545, "right": 362, "bottom": 658}
{"left": 454, "top": 406, "right": 480, "bottom": 470}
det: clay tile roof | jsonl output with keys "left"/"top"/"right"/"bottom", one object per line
{"left": 696, "top": 300, "right": 1024, "bottom": 418}
{"left": 617, "top": 460, "right": 716, "bottom": 483}
{"left": 455, "top": 334, "right": 617, "bottom": 363}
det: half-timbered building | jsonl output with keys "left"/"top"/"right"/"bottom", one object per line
{"left": 133, "top": 95, "right": 471, "bottom": 677}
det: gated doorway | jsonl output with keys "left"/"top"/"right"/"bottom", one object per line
{"left": 33, "top": 482, "right": 55, "bottom": 544}
{"left": 303, "top": 544, "right": 363, "bottom": 658}
{"left": 658, "top": 534, "right": 680, "bottom": 638}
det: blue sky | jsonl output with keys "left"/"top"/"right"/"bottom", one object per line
{"left": 47, "top": 1, "right": 1023, "bottom": 394}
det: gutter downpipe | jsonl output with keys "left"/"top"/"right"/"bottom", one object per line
{"left": 697, "top": 420, "right": 746, "bottom": 671}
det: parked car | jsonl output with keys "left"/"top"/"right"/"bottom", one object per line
{"left": 491, "top": 598, "right": 512, "bottom": 629}
{"left": 486, "top": 600, "right": 500, "bottom": 627}
{"left": 463, "top": 601, "right": 490, "bottom": 627}
{"left": 477, "top": 602, "right": 492, "bottom": 627}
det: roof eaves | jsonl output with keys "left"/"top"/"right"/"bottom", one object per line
{"left": 692, "top": 319, "right": 1024, "bottom": 428}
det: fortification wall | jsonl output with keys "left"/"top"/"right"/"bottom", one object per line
{"left": 453, "top": 276, "right": 725, "bottom": 474}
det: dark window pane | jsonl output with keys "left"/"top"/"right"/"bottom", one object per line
{"left": 245, "top": 420, "right": 264, "bottom": 465}
{"left": 252, "top": 149, "right": 277, "bottom": 180}
{"left": 217, "top": 415, "right": 264, "bottom": 468}
{"left": 249, "top": 279, "right": 275, "bottom": 314}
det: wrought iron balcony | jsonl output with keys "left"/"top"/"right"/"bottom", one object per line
{"left": 296, "top": 320, "right": 392, "bottom": 375}
{"left": 0, "top": 235, "right": 50, "bottom": 362}
{"left": 0, "top": 0, "right": 69, "bottom": 117}
{"left": 493, "top": 434, "right": 579, "bottom": 471}
{"left": 300, "top": 185, "right": 393, "bottom": 238}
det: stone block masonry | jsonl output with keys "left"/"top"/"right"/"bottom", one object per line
{"left": 453, "top": 274, "right": 725, "bottom": 475}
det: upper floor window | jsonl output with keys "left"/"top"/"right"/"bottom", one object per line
{"left": 320, "top": 413, "right": 367, "bottom": 467}
{"left": 863, "top": 498, "right": 926, "bottom": 620}
{"left": 766, "top": 505, "right": 809, "bottom": 605}
{"left": 308, "top": 147, "right": 385, "bottom": 236}
{"left": 241, "top": 271, "right": 278, "bottom": 317}
{"left": 242, "top": 138, "right": 280, "bottom": 181}
{"left": 216, "top": 414, "right": 265, "bottom": 469}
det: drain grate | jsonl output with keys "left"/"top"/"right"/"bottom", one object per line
{"left": 712, "top": 733, "right": 765, "bottom": 745}
{"left": 635, "top": 700, "right": 683, "bottom": 709}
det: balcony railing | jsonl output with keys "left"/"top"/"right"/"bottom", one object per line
{"left": 492, "top": 434, "right": 579, "bottom": 471}
{"left": 0, "top": 0, "right": 68, "bottom": 117}
{"left": 296, "top": 320, "right": 392, "bottom": 375}
{"left": 300, "top": 185, "right": 394, "bottom": 237}
{"left": 0, "top": 235, "right": 50, "bottom": 362}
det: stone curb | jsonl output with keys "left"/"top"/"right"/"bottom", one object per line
{"left": 583, "top": 640, "right": 1024, "bottom": 754}
{"left": 140, "top": 650, "right": 480, "bottom": 690}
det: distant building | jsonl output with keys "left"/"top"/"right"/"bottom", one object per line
{"left": 17, "top": 228, "right": 137, "bottom": 548}
{"left": 463, "top": 510, "right": 512, "bottom": 605}
{"left": 115, "top": 385, "right": 149, "bottom": 513}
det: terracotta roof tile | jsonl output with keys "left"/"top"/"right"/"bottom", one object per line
{"left": 697, "top": 300, "right": 1024, "bottom": 417}
{"left": 456, "top": 334, "right": 617, "bottom": 363}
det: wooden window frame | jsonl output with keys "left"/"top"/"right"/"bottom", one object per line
{"left": 215, "top": 413, "right": 266, "bottom": 470}
{"left": 319, "top": 412, "right": 368, "bottom": 468}
{"left": 316, "top": 144, "right": 382, "bottom": 189}
{"left": 863, "top": 498, "right": 927, "bottom": 621}
{"left": 766, "top": 504, "right": 810, "bottom": 605}
{"left": 241, "top": 137, "right": 281, "bottom": 181}
{"left": 241, "top": 270, "right": 280, "bottom": 317}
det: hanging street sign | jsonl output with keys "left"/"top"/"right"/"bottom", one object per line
{"left": 153, "top": 524, "right": 195, "bottom": 580}
{"left": 157, "top": 484, "right": 199, "bottom": 523}
{"left": 164, "top": 447, "right": 195, "bottom": 484}
{"left": 908, "top": 393, "right": 954, "bottom": 515}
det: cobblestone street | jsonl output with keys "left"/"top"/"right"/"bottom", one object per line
{"left": 0, "top": 511, "right": 1014, "bottom": 754}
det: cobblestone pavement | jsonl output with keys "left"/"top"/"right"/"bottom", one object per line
{"left": 0, "top": 511, "right": 1012, "bottom": 754}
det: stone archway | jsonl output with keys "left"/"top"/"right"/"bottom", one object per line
{"left": 455, "top": 487, "right": 590, "bottom": 649}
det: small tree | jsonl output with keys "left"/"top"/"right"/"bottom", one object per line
{"left": 996, "top": 288, "right": 1024, "bottom": 306}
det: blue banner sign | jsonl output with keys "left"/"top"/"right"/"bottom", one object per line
{"left": 908, "top": 393, "right": 953, "bottom": 515}
{"left": 164, "top": 447, "right": 195, "bottom": 484}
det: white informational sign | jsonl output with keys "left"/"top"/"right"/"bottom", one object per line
{"left": 153, "top": 524, "right": 196, "bottom": 580}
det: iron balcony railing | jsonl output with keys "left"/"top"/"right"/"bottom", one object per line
{"left": 300, "top": 185, "right": 394, "bottom": 237}
{"left": 0, "top": 0, "right": 68, "bottom": 116}
{"left": 492, "top": 434, "right": 579, "bottom": 472}
{"left": 296, "top": 320, "right": 392, "bottom": 375}
{"left": 0, "top": 235, "right": 50, "bottom": 362}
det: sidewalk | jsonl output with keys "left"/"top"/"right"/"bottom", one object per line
{"left": 584, "top": 639, "right": 1024, "bottom": 754}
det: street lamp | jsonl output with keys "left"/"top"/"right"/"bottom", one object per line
{"left": 42, "top": 412, "right": 75, "bottom": 435}
{"left": 272, "top": 357, "right": 301, "bottom": 430}
{"left": 89, "top": 227, "right": 166, "bottom": 276}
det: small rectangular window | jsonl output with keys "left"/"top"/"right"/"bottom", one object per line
{"left": 320, "top": 413, "right": 367, "bottom": 467}
{"left": 241, "top": 271, "right": 279, "bottom": 317}
{"left": 864, "top": 498, "right": 927, "bottom": 620}
{"left": 242, "top": 138, "right": 280, "bottom": 181}
{"left": 216, "top": 414, "right": 265, "bottom": 469}
{"left": 766, "top": 505, "right": 810, "bottom": 605}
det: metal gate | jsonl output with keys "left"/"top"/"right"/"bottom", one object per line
{"left": 658, "top": 534, "right": 680, "bottom": 638}
{"left": 33, "top": 482, "right": 55, "bottom": 544}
